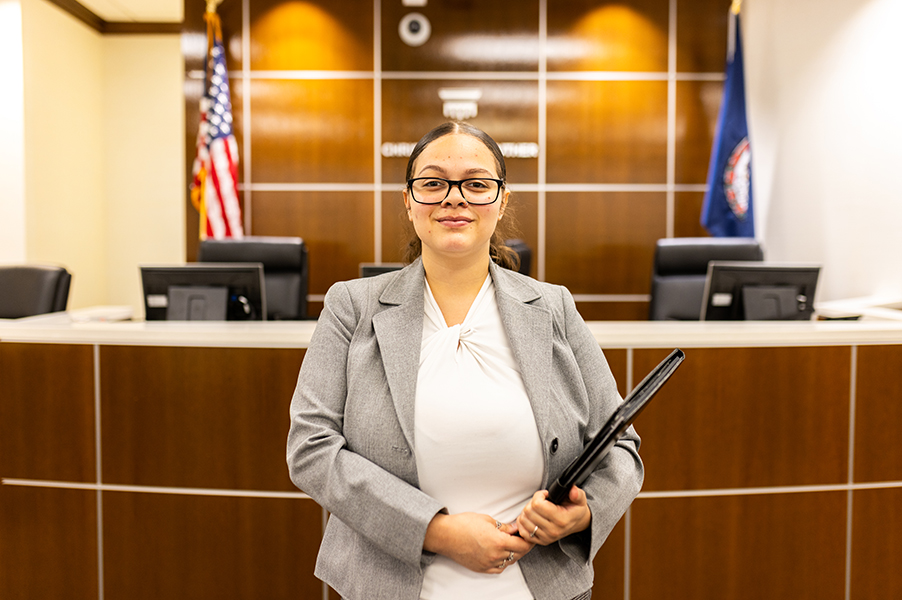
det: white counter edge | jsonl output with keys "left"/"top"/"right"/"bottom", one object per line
{"left": 4, "top": 312, "right": 902, "bottom": 348}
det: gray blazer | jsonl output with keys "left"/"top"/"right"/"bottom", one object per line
{"left": 287, "top": 258, "right": 643, "bottom": 600}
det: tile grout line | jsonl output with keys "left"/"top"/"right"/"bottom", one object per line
{"left": 373, "top": 0, "right": 382, "bottom": 264}
{"left": 0, "top": 479, "right": 313, "bottom": 498}
{"left": 322, "top": 506, "right": 329, "bottom": 600}
{"left": 242, "top": 0, "right": 252, "bottom": 234}
{"left": 624, "top": 506, "right": 632, "bottom": 600}
{"left": 537, "top": 0, "right": 547, "bottom": 282}
{"left": 845, "top": 345, "right": 858, "bottom": 600}
{"left": 199, "top": 70, "right": 725, "bottom": 81}
{"left": 665, "top": 0, "right": 677, "bottom": 239}
{"left": 7, "top": 477, "right": 899, "bottom": 499}
{"left": 624, "top": 347, "right": 634, "bottom": 600}
{"left": 94, "top": 344, "right": 104, "bottom": 600}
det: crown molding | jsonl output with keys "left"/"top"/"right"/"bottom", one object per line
{"left": 46, "top": 0, "right": 183, "bottom": 34}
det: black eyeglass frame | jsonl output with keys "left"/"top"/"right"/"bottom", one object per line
{"left": 406, "top": 177, "right": 505, "bottom": 205}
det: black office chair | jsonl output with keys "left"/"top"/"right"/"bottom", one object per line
{"left": 0, "top": 265, "right": 72, "bottom": 319}
{"left": 198, "top": 236, "right": 309, "bottom": 320}
{"left": 648, "top": 237, "right": 763, "bottom": 320}
{"left": 503, "top": 239, "right": 532, "bottom": 276}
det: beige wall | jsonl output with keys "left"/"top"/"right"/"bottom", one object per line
{"left": 102, "top": 35, "right": 185, "bottom": 314}
{"left": 0, "top": 0, "right": 26, "bottom": 263}
{"left": 19, "top": 0, "right": 184, "bottom": 315}
{"left": 22, "top": 0, "right": 105, "bottom": 308}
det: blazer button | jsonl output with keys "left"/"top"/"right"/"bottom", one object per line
{"left": 550, "top": 438, "right": 559, "bottom": 454}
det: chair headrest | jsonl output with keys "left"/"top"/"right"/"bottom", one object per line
{"left": 654, "top": 237, "right": 763, "bottom": 275}
{"left": 198, "top": 236, "right": 307, "bottom": 270}
{"left": 0, "top": 264, "right": 71, "bottom": 318}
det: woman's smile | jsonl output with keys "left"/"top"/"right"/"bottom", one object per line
{"left": 436, "top": 214, "right": 474, "bottom": 228}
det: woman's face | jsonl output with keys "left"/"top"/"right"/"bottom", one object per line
{"left": 403, "top": 133, "right": 509, "bottom": 264}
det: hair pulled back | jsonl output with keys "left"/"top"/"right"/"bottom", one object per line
{"left": 402, "top": 122, "right": 521, "bottom": 271}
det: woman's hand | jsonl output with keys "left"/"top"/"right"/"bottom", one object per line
{"left": 515, "top": 486, "right": 591, "bottom": 545}
{"left": 424, "top": 512, "right": 535, "bottom": 573}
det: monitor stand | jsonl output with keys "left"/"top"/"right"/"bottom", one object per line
{"left": 742, "top": 285, "right": 807, "bottom": 320}
{"left": 167, "top": 286, "right": 228, "bottom": 320}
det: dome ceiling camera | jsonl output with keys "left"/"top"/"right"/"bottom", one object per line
{"left": 399, "top": 12, "right": 431, "bottom": 47}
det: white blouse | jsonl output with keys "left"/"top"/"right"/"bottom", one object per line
{"left": 415, "top": 275, "right": 544, "bottom": 600}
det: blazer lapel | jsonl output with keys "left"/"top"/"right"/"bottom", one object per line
{"left": 491, "top": 263, "right": 555, "bottom": 445}
{"left": 372, "top": 260, "right": 425, "bottom": 451}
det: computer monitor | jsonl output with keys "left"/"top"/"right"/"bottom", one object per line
{"left": 701, "top": 261, "right": 821, "bottom": 321}
{"left": 140, "top": 263, "right": 267, "bottom": 321}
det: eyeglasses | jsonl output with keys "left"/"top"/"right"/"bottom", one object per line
{"left": 407, "top": 177, "right": 504, "bottom": 205}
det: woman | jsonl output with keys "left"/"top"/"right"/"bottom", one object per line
{"left": 287, "top": 122, "right": 643, "bottom": 600}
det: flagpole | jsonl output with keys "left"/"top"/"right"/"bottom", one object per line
{"left": 727, "top": 0, "right": 741, "bottom": 61}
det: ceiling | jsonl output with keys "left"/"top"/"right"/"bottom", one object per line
{"left": 77, "top": 0, "right": 183, "bottom": 22}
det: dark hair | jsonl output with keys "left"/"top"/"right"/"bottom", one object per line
{"left": 402, "top": 122, "right": 521, "bottom": 271}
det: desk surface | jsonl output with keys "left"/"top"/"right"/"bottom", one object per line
{"left": 3, "top": 309, "right": 902, "bottom": 348}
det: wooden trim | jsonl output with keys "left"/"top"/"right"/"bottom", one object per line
{"left": 45, "top": 0, "right": 103, "bottom": 32}
{"left": 103, "top": 22, "right": 183, "bottom": 35}
{"left": 45, "top": 0, "right": 182, "bottom": 35}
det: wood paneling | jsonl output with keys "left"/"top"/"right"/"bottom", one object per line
{"left": 633, "top": 346, "right": 851, "bottom": 491}
{"left": 506, "top": 191, "right": 539, "bottom": 280}
{"left": 674, "top": 191, "right": 711, "bottom": 238}
{"left": 631, "top": 492, "right": 847, "bottom": 600}
{"left": 249, "top": 0, "right": 373, "bottom": 71}
{"left": 600, "top": 348, "right": 628, "bottom": 400}
{"left": 307, "top": 300, "right": 325, "bottom": 318}
{"left": 381, "top": 189, "right": 411, "bottom": 263}
{"left": 249, "top": 79, "right": 374, "bottom": 184}
{"left": 7, "top": 335, "right": 901, "bottom": 599}
{"left": 251, "top": 191, "right": 374, "bottom": 295}
{"left": 0, "top": 343, "right": 95, "bottom": 482}
{"left": 100, "top": 346, "right": 305, "bottom": 491}
{"left": 591, "top": 516, "right": 626, "bottom": 599}
{"left": 547, "top": 81, "right": 668, "bottom": 184}
{"left": 547, "top": 0, "right": 669, "bottom": 72}
{"left": 103, "top": 492, "right": 322, "bottom": 600}
{"left": 381, "top": 80, "right": 540, "bottom": 185}
{"left": 381, "top": 1, "right": 540, "bottom": 72}
{"left": 854, "top": 344, "right": 902, "bottom": 483}
{"left": 852, "top": 487, "right": 902, "bottom": 599}
{"left": 182, "top": 0, "right": 726, "bottom": 305}
{"left": 676, "top": 0, "right": 732, "bottom": 73}
{"left": 0, "top": 485, "right": 98, "bottom": 599}
{"left": 545, "top": 192, "right": 666, "bottom": 294}
{"left": 676, "top": 80, "right": 723, "bottom": 184}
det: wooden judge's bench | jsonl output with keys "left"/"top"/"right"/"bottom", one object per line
{"left": 2, "top": 313, "right": 901, "bottom": 599}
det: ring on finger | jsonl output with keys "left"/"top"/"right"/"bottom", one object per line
{"left": 530, "top": 525, "right": 539, "bottom": 538}
{"left": 495, "top": 520, "right": 502, "bottom": 530}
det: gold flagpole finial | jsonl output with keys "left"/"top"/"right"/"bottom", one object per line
{"left": 731, "top": 0, "right": 742, "bottom": 15}
{"left": 206, "top": 0, "right": 224, "bottom": 14}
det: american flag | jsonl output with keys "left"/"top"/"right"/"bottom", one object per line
{"left": 190, "top": 29, "right": 243, "bottom": 240}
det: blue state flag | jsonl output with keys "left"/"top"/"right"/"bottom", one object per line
{"left": 701, "top": 11, "right": 754, "bottom": 237}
